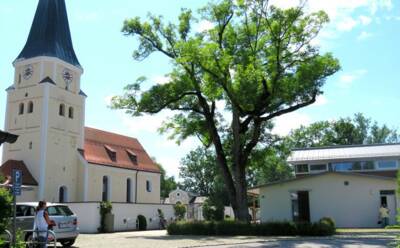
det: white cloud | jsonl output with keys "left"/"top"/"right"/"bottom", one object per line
{"left": 197, "top": 20, "right": 214, "bottom": 32}
{"left": 359, "top": 15, "right": 372, "bottom": 25}
{"left": 104, "top": 95, "right": 115, "bottom": 107}
{"left": 338, "top": 69, "right": 367, "bottom": 88}
{"left": 272, "top": 112, "right": 312, "bottom": 136}
{"left": 118, "top": 110, "right": 172, "bottom": 135}
{"left": 357, "top": 31, "right": 373, "bottom": 40}
{"left": 336, "top": 17, "right": 358, "bottom": 31}
{"left": 152, "top": 75, "right": 171, "bottom": 85}
{"left": 314, "top": 95, "right": 328, "bottom": 106}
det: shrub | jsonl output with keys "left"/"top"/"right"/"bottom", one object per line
{"left": 173, "top": 203, "right": 186, "bottom": 220}
{"left": 167, "top": 220, "right": 335, "bottom": 236}
{"left": 0, "top": 188, "right": 12, "bottom": 234}
{"left": 202, "top": 199, "right": 225, "bottom": 221}
{"left": 137, "top": 215, "right": 147, "bottom": 230}
{"left": 98, "top": 201, "right": 112, "bottom": 233}
{"left": 319, "top": 217, "right": 335, "bottom": 228}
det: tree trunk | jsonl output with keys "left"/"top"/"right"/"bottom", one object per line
{"left": 232, "top": 163, "right": 249, "bottom": 222}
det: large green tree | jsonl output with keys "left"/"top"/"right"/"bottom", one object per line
{"left": 113, "top": 0, "right": 340, "bottom": 220}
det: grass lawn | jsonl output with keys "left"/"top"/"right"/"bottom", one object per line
{"left": 336, "top": 228, "right": 400, "bottom": 233}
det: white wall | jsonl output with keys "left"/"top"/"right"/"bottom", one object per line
{"left": 259, "top": 173, "right": 397, "bottom": 228}
{"left": 67, "top": 202, "right": 174, "bottom": 233}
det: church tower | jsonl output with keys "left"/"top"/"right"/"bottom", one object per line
{"left": 2, "top": 0, "right": 86, "bottom": 202}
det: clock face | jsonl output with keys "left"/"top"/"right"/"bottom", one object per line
{"left": 23, "top": 65, "right": 33, "bottom": 80}
{"left": 62, "top": 69, "right": 73, "bottom": 86}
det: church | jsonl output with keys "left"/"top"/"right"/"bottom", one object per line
{"left": 1, "top": 0, "right": 161, "bottom": 204}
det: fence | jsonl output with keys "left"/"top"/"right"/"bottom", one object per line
{"left": 67, "top": 202, "right": 175, "bottom": 233}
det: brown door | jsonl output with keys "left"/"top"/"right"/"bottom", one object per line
{"left": 297, "top": 191, "right": 310, "bottom": 222}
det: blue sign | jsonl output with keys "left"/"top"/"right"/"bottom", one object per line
{"left": 12, "top": 170, "right": 22, "bottom": 196}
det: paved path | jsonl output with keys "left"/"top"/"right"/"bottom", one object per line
{"left": 73, "top": 230, "right": 398, "bottom": 248}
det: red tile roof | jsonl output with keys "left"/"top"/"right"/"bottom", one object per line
{"left": 83, "top": 127, "right": 160, "bottom": 173}
{"left": 0, "top": 160, "right": 38, "bottom": 186}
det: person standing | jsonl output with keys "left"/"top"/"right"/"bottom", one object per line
{"left": 379, "top": 204, "right": 390, "bottom": 228}
{"left": 33, "top": 201, "right": 55, "bottom": 248}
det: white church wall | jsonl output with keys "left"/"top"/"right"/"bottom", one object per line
{"left": 67, "top": 202, "right": 175, "bottom": 233}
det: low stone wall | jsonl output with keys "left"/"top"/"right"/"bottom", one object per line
{"left": 67, "top": 202, "right": 174, "bottom": 233}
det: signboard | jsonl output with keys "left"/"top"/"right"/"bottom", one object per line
{"left": 12, "top": 169, "right": 22, "bottom": 196}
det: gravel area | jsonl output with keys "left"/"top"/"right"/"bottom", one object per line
{"left": 71, "top": 230, "right": 398, "bottom": 248}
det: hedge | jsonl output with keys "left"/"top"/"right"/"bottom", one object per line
{"left": 167, "top": 218, "right": 335, "bottom": 236}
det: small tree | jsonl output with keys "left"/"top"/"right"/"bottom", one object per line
{"left": 202, "top": 199, "right": 224, "bottom": 221}
{"left": 98, "top": 201, "right": 112, "bottom": 233}
{"left": 174, "top": 203, "right": 186, "bottom": 220}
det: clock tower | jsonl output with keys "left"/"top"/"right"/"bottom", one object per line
{"left": 2, "top": 0, "right": 86, "bottom": 201}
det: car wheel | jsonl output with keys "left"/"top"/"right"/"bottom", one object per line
{"left": 61, "top": 239, "right": 76, "bottom": 247}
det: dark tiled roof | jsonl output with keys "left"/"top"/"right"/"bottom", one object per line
{"left": 15, "top": 0, "right": 81, "bottom": 67}
{"left": 0, "top": 160, "right": 38, "bottom": 186}
{"left": 82, "top": 127, "right": 161, "bottom": 173}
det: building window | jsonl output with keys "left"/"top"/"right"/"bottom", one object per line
{"left": 333, "top": 162, "right": 353, "bottom": 171}
{"left": 68, "top": 107, "right": 74, "bottom": 119}
{"left": 59, "top": 186, "right": 68, "bottom": 203}
{"left": 18, "top": 103, "right": 24, "bottom": 115}
{"left": 146, "top": 180, "right": 152, "bottom": 192}
{"left": 377, "top": 160, "right": 397, "bottom": 170}
{"left": 59, "top": 104, "right": 65, "bottom": 116}
{"left": 28, "top": 101, "right": 34, "bottom": 113}
{"left": 353, "top": 161, "right": 375, "bottom": 170}
{"left": 102, "top": 176, "right": 110, "bottom": 201}
{"left": 18, "top": 74, "right": 21, "bottom": 84}
{"left": 127, "top": 178, "right": 132, "bottom": 203}
{"left": 29, "top": 142, "right": 33, "bottom": 150}
{"left": 126, "top": 149, "right": 138, "bottom": 164}
{"left": 104, "top": 145, "right": 117, "bottom": 162}
{"left": 295, "top": 164, "right": 309, "bottom": 173}
{"left": 309, "top": 164, "right": 327, "bottom": 172}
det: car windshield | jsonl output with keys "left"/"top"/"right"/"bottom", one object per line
{"left": 46, "top": 205, "right": 74, "bottom": 216}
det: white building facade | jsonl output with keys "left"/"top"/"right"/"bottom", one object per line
{"left": 256, "top": 143, "right": 400, "bottom": 228}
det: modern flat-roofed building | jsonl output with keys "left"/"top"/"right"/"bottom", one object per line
{"left": 254, "top": 143, "right": 399, "bottom": 228}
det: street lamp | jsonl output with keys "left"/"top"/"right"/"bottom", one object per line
{"left": 0, "top": 130, "right": 18, "bottom": 146}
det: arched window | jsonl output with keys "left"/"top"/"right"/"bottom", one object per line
{"left": 28, "top": 101, "right": 34, "bottom": 113}
{"left": 127, "top": 178, "right": 132, "bottom": 203}
{"left": 146, "top": 180, "right": 152, "bottom": 192}
{"left": 68, "top": 107, "right": 74, "bottom": 119}
{"left": 18, "top": 103, "right": 24, "bottom": 115}
{"left": 29, "top": 142, "right": 33, "bottom": 150}
{"left": 102, "top": 176, "right": 110, "bottom": 201}
{"left": 59, "top": 186, "right": 68, "bottom": 203}
{"left": 59, "top": 104, "right": 65, "bottom": 116}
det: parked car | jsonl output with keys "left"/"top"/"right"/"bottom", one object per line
{"left": 11, "top": 202, "right": 79, "bottom": 247}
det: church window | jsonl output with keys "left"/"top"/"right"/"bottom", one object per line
{"left": 127, "top": 178, "right": 132, "bottom": 203}
{"left": 18, "top": 74, "right": 21, "bottom": 84}
{"left": 59, "top": 186, "right": 68, "bottom": 203}
{"left": 105, "top": 145, "right": 117, "bottom": 162}
{"left": 29, "top": 142, "right": 33, "bottom": 150}
{"left": 68, "top": 107, "right": 74, "bottom": 119}
{"left": 59, "top": 104, "right": 65, "bottom": 116}
{"left": 146, "top": 180, "right": 152, "bottom": 192}
{"left": 126, "top": 149, "right": 138, "bottom": 165}
{"left": 102, "top": 176, "right": 110, "bottom": 201}
{"left": 18, "top": 103, "right": 24, "bottom": 115}
{"left": 28, "top": 101, "right": 34, "bottom": 113}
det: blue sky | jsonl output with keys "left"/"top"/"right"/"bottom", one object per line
{"left": 0, "top": 0, "right": 399, "bottom": 178}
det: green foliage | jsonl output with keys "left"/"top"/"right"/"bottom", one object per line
{"left": 98, "top": 201, "right": 112, "bottom": 233}
{"left": 137, "top": 215, "right": 147, "bottom": 230}
{"left": 287, "top": 113, "right": 399, "bottom": 148}
{"left": 155, "top": 160, "right": 178, "bottom": 198}
{"left": 115, "top": 0, "right": 340, "bottom": 220}
{"left": 173, "top": 203, "right": 186, "bottom": 220}
{"left": 167, "top": 218, "right": 335, "bottom": 236}
{"left": 0, "top": 188, "right": 12, "bottom": 235}
{"left": 203, "top": 199, "right": 224, "bottom": 221}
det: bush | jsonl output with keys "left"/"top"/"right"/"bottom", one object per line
{"left": 98, "top": 201, "right": 112, "bottom": 233}
{"left": 173, "top": 203, "right": 186, "bottom": 220}
{"left": 202, "top": 199, "right": 225, "bottom": 221}
{"left": 137, "top": 215, "right": 147, "bottom": 230}
{"left": 167, "top": 220, "right": 336, "bottom": 236}
{"left": 0, "top": 188, "right": 12, "bottom": 235}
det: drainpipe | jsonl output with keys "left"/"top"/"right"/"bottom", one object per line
{"left": 135, "top": 171, "right": 139, "bottom": 203}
